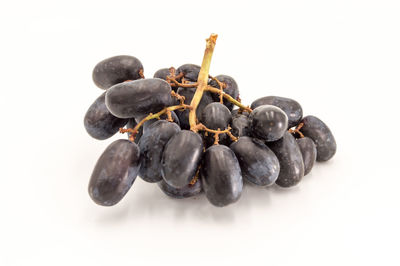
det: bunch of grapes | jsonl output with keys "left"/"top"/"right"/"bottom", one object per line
{"left": 84, "top": 34, "right": 336, "bottom": 207}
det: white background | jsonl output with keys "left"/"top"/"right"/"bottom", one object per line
{"left": 1, "top": 0, "right": 399, "bottom": 265}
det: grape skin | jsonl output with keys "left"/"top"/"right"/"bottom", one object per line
{"left": 84, "top": 92, "right": 128, "bottom": 140}
{"left": 158, "top": 179, "right": 202, "bottom": 199}
{"left": 296, "top": 137, "right": 317, "bottom": 175}
{"left": 299, "top": 115, "right": 337, "bottom": 162}
{"left": 201, "top": 102, "right": 232, "bottom": 146}
{"left": 230, "top": 137, "right": 280, "bottom": 186}
{"left": 92, "top": 55, "right": 143, "bottom": 89}
{"left": 161, "top": 130, "right": 204, "bottom": 188}
{"left": 201, "top": 145, "right": 243, "bottom": 207}
{"left": 251, "top": 96, "right": 303, "bottom": 129}
{"left": 231, "top": 113, "right": 251, "bottom": 138}
{"left": 153, "top": 68, "right": 172, "bottom": 81}
{"left": 138, "top": 120, "right": 181, "bottom": 183}
{"left": 249, "top": 105, "right": 288, "bottom": 142}
{"left": 88, "top": 139, "right": 141, "bottom": 206}
{"left": 209, "top": 75, "right": 239, "bottom": 111}
{"left": 268, "top": 132, "right": 304, "bottom": 187}
{"left": 105, "top": 78, "right": 172, "bottom": 119}
{"left": 176, "top": 64, "right": 201, "bottom": 82}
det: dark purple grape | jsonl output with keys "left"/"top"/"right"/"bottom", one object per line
{"left": 201, "top": 102, "right": 232, "bottom": 129}
{"left": 88, "top": 139, "right": 141, "bottom": 206}
{"left": 138, "top": 120, "right": 181, "bottom": 183}
{"left": 201, "top": 145, "right": 243, "bottom": 207}
{"left": 249, "top": 105, "right": 288, "bottom": 142}
{"left": 175, "top": 87, "right": 214, "bottom": 129}
{"left": 126, "top": 119, "right": 143, "bottom": 144}
{"left": 251, "top": 96, "right": 303, "bottom": 128}
{"left": 176, "top": 64, "right": 200, "bottom": 81}
{"left": 161, "top": 130, "right": 204, "bottom": 188}
{"left": 201, "top": 102, "right": 232, "bottom": 146}
{"left": 296, "top": 137, "right": 317, "bottom": 175}
{"left": 153, "top": 68, "right": 172, "bottom": 80}
{"left": 92, "top": 55, "right": 143, "bottom": 89}
{"left": 158, "top": 179, "right": 202, "bottom": 199}
{"left": 105, "top": 78, "right": 172, "bottom": 118}
{"left": 299, "top": 116, "right": 336, "bottom": 162}
{"left": 231, "top": 113, "right": 251, "bottom": 138}
{"left": 209, "top": 75, "right": 239, "bottom": 111}
{"left": 84, "top": 92, "right": 128, "bottom": 140}
{"left": 230, "top": 137, "right": 280, "bottom": 186}
{"left": 268, "top": 132, "right": 304, "bottom": 187}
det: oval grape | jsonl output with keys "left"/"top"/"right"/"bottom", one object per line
{"left": 251, "top": 96, "right": 303, "bottom": 128}
{"left": 88, "top": 139, "right": 141, "bottom": 206}
{"left": 176, "top": 64, "right": 200, "bottom": 81}
{"left": 84, "top": 92, "right": 128, "bottom": 140}
{"left": 268, "top": 132, "right": 304, "bottom": 187}
{"left": 92, "top": 55, "right": 143, "bottom": 89}
{"left": 161, "top": 130, "right": 204, "bottom": 188}
{"left": 230, "top": 137, "right": 280, "bottom": 186}
{"left": 296, "top": 137, "right": 317, "bottom": 175}
{"left": 249, "top": 105, "right": 288, "bottom": 142}
{"left": 299, "top": 115, "right": 336, "bottom": 161}
{"left": 201, "top": 145, "right": 243, "bottom": 207}
{"left": 105, "top": 78, "right": 172, "bottom": 118}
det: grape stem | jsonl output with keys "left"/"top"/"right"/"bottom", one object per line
{"left": 120, "top": 103, "right": 191, "bottom": 142}
{"left": 189, "top": 34, "right": 218, "bottom": 131}
{"left": 288, "top": 122, "right": 305, "bottom": 138}
{"left": 192, "top": 123, "right": 238, "bottom": 143}
{"left": 205, "top": 86, "right": 252, "bottom": 113}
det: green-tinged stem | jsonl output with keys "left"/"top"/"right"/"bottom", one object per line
{"left": 120, "top": 104, "right": 191, "bottom": 141}
{"left": 205, "top": 86, "right": 252, "bottom": 113}
{"left": 189, "top": 34, "right": 218, "bottom": 132}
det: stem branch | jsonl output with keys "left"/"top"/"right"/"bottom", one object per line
{"left": 189, "top": 34, "right": 218, "bottom": 131}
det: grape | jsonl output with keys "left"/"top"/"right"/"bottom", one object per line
{"left": 158, "top": 179, "right": 202, "bottom": 199}
{"left": 268, "top": 132, "right": 304, "bottom": 187}
{"left": 92, "top": 55, "right": 143, "bottom": 89}
{"left": 84, "top": 92, "right": 128, "bottom": 140}
{"left": 201, "top": 102, "right": 232, "bottom": 146}
{"left": 176, "top": 64, "right": 201, "bottom": 81}
{"left": 201, "top": 102, "right": 232, "bottom": 129}
{"left": 175, "top": 87, "right": 214, "bottom": 129}
{"left": 153, "top": 68, "right": 172, "bottom": 80}
{"left": 138, "top": 120, "right": 181, "bottom": 183}
{"left": 231, "top": 113, "right": 251, "bottom": 138}
{"left": 105, "top": 78, "right": 172, "bottom": 118}
{"left": 230, "top": 137, "right": 280, "bottom": 186}
{"left": 209, "top": 75, "right": 239, "bottom": 111}
{"left": 296, "top": 137, "right": 317, "bottom": 175}
{"left": 251, "top": 96, "right": 303, "bottom": 128}
{"left": 126, "top": 119, "right": 143, "bottom": 144}
{"left": 201, "top": 145, "right": 243, "bottom": 207}
{"left": 249, "top": 105, "right": 288, "bottom": 142}
{"left": 299, "top": 116, "right": 336, "bottom": 161}
{"left": 161, "top": 130, "right": 204, "bottom": 188}
{"left": 88, "top": 139, "right": 141, "bottom": 206}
